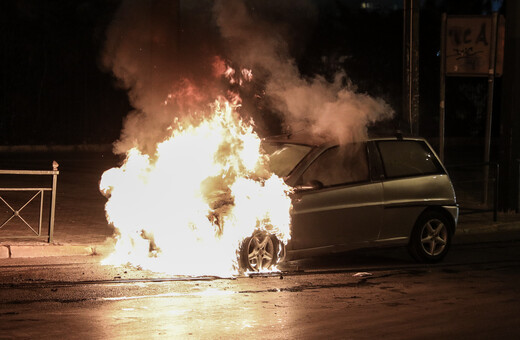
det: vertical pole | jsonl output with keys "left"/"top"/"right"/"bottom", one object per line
{"left": 410, "top": 0, "right": 420, "bottom": 136}
{"left": 517, "top": 159, "right": 520, "bottom": 213}
{"left": 439, "top": 13, "right": 447, "bottom": 162}
{"left": 403, "top": 0, "right": 411, "bottom": 133}
{"left": 48, "top": 162, "right": 59, "bottom": 243}
{"left": 39, "top": 191, "right": 44, "bottom": 236}
{"left": 483, "top": 13, "right": 499, "bottom": 206}
{"left": 484, "top": 13, "right": 499, "bottom": 165}
{"left": 403, "top": 0, "right": 420, "bottom": 136}
{"left": 494, "top": 163, "right": 499, "bottom": 222}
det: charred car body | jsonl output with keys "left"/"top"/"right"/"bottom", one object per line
{"left": 239, "top": 136, "right": 459, "bottom": 271}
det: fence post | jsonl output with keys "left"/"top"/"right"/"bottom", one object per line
{"left": 48, "top": 161, "right": 59, "bottom": 243}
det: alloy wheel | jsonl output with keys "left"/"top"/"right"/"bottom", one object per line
{"left": 420, "top": 219, "right": 448, "bottom": 256}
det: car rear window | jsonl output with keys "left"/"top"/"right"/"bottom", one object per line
{"left": 263, "top": 142, "right": 312, "bottom": 177}
{"left": 377, "top": 140, "right": 443, "bottom": 178}
{"left": 301, "top": 144, "right": 369, "bottom": 187}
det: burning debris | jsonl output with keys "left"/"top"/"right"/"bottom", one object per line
{"left": 99, "top": 0, "right": 394, "bottom": 276}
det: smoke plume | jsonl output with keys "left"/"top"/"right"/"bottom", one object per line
{"left": 103, "top": 0, "right": 394, "bottom": 153}
{"left": 102, "top": 0, "right": 222, "bottom": 154}
{"left": 214, "top": 0, "right": 394, "bottom": 144}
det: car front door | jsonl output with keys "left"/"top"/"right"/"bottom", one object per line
{"left": 289, "top": 144, "right": 383, "bottom": 251}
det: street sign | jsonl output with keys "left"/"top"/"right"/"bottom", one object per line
{"left": 445, "top": 15, "right": 504, "bottom": 77}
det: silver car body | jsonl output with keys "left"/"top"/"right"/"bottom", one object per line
{"left": 264, "top": 137, "right": 458, "bottom": 260}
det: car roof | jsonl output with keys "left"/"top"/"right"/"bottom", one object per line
{"left": 263, "top": 133, "right": 428, "bottom": 148}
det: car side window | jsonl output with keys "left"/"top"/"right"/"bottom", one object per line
{"left": 301, "top": 144, "right": 369, "bottom": 187}
{"left": 377, "top": 140, "right": 442, "bottom": 178}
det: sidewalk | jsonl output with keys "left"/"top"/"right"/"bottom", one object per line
{"left": 453, "top": 211, "right": 520, "bottom": 244}
{"left": 1, "top": 151, "right": 520, "bottom": 259}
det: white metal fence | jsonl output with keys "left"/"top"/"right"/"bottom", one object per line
{"left": 0, "top": 163, "right": 59, "bottom": 242}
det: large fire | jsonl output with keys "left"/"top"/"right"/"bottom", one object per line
{"left": 99, "top": 99, "right": 292, "bottom": 276}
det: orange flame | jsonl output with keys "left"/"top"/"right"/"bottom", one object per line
{"left": 100, "top": 99, "right": 292, "bottom": 276}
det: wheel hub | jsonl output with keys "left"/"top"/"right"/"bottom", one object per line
{"left": 421, "top": 219, "right": 448, "bottom": 256}
{"left": 247, "top": 233, "right": 275, "bottom": 271}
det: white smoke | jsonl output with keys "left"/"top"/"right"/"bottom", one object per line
{"left": 214, "top": 0, "right": 394, "bottom": 144}
{"left": 103, "top": 0, "right": 394, "bottom": 151}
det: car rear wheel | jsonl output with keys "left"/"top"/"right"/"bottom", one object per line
{"left": 239, "top": 231, "right": 280, "bottom": 272}
{"left": 408, "top": 211, "right": 452, "bottom": 263}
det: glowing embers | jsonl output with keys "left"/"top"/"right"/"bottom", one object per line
{"left": 100, "top": 100, "right": 291, "bottom": 277}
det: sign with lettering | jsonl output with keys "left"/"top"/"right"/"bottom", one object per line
{"left": 446, "top": 16, "right": 504, "bottom": 76}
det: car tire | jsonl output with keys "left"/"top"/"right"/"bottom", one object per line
{"left": 239, "top": 231, "right": 280, "bottom": 272}
{"left": 408, "top": 211, "right": 452, "bottom": 263}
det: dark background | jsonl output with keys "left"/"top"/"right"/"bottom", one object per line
{"left": 0, "top": 0, "right": 130, "bottom": 145}
{"left": 0, "top": 0, "right": 505, "bottom": 146}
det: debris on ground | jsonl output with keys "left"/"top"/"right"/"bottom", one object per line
{"left": 352, "top": 272, "right": 372, "bottom": 277}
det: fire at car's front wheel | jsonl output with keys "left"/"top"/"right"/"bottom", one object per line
{"left": 408, "top": 211, "right": 452, "bottom": 263}
{"left": 239, "top": 232, "right": 280, "bottom": 272}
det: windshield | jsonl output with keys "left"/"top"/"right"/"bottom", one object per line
{"left": 262, "top": 142, "right": 313, "bottom": 178}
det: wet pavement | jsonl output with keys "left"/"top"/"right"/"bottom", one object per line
{"left": 1, "top": 240, "right": 520, "bottom": 339}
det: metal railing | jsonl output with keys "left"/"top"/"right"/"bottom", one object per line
{"left": 0, "top": 163, "right": 59, "bottom": 243}
{"left": 446, "top": 162, "right": 499, "bottom": 222}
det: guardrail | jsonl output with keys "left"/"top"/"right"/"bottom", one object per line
{"left": 0, "top": 162, "right": 59, "bottom": 243}
{"left": 446, "top": 162, "right": 499, "bottom": 222}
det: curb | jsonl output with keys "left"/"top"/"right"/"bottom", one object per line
{"left": 0, "top": 244, "right": 114, "bottom": 259}
{"left": 456, "top": 221, "right": 520, "bottom": 235}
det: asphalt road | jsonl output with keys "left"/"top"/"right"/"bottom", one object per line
{"left": 1, "top": 239, "right": 520, "bottom": 339}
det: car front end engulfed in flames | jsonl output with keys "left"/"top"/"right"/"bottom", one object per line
{"left": 100, "top": 100, "right": 292, "bottom": 277}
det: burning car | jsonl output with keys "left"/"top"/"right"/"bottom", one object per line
{"left": 239, "top": 135, "right": 459, "bottom": 271}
